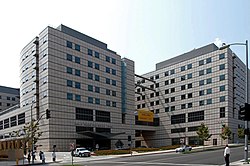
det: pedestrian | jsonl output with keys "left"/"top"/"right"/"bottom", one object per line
{"left": 52, "top": 151, "right": 56, "bottom": 162}
{"left": 27, "top": 150, "right": 31, "bottom": 164}
{"left": 41, "top": 152, "right": 45, "bottom": 164}
{"left": 39, "top": 151, "right": 42, "bottom": 160}
{"left": 224, "top": 144, "right": 230, "bottom": 166}
{"left": 96, "top": 144, "right": 99, "bottom": 151}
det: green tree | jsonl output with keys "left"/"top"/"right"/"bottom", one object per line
{"left": 196, "top": 123, "right": 212, "bottom": 145}
{"left": 238, "top": 128, "right": 244, "bottom": 139}
{"left": 13, "top": 119, "right": 42, "bottom": 154}
{"left": 220, "top": 125, "right": 232, "bottom": 141}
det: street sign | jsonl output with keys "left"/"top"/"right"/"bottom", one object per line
{"left": 138, "top": 109, "right": 154, "bottom": 122}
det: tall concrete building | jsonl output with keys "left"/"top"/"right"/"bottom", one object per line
{"left": 134, "top": 43, "right": 247, "bottom": 147}
{"left": 0, "top": 25, "right": 135, "bottom": 151}
{"left": 0, "top": 86, "right": 19, "bottom": 112}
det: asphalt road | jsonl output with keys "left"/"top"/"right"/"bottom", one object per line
{"left": 78, "top": 146, "right": 249, "bottom": 166}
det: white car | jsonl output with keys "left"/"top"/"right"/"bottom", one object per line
{"left": 175, "top": 145, "right": 192, "bottom": 153}
{"left": 73, "top": 148, "right": 91, "bottom": 157}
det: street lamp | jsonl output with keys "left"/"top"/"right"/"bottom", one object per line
{"left": 219, "top": 40, "right": 248, "bottom": 163}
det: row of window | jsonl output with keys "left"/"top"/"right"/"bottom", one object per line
{"left": 0, "top": 102, "right": 16, "bottom": 107}
{"left": 75, "top": 107, "right": 111, "bottom": 122}
{"left": 145, "top": 53, "right": 226, "bottom": 81}
{"left": 0, "top": 113, "right": 25, "bottom": 130}
{"left": 0, "top": 96, "right": 16, "bottom": 101}
{"left": 67, "top": 54, "right": 80, "bottom": 64}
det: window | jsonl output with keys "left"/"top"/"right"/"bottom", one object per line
{"left": 171, "top": 78, "right": 175, "bottom": 84}
{"left": 220, "top": 96, "right": 226, "bottom": 102}
{"left": 75, "top": 44, "right": 80, "bottom": 51}
{"left": 188, "top": 111, "right": 204, "bottom": 122}
{"left": 206, "top": 68, "right": 212, "bottom": 74}
{"left": 112, "top": 80, "right": 116, "bottom": 86}
{"left": 181, "top": 94, "right": 186, "bottom": 100}
{"left": 112, "top": 69, "right": 116, "bottom": 75}
{"left": 88, "top": 97, "right": 93, "bottom": 103}
{"left": 165, "top": 71, "right": 169, "bottom": 76}
{"left": 66, "top": 67, "right": 73, "bottom": 74}
{"left": 106, "top": 56, "right": 110, "bottom": 62}
{"left": 181, "top": 85, "right": 185, "bottom": 90}
{"left": 106, "top": 67, "right": 110, "bottom": 73}
{"left": 187, "top": 73, "right": 192, "bottom": 79}
{"left": 112, "top": 101, "right": 116, "bottom": 107}
{"left": 165, "top": 89, "right": 169, "bottom": 94}
{"left": 220, "top": 107, "right": 225, "bottom": 118}
{"left": 219, "top": 53, "right": 225, "bottom": 60}
{"left": 199, "top": 70, "right": 204, "bottom": 76}
{"left": 181, "top": 75, "right": 185, "bottom": 81}
{"left": 171, "top": 106, "right": 175, "bottom": 111}
{"left": 220, "top": 74, "right": 225, "bottom": 81}
{"left": 18, "top": 113, "right": 25, "bottom": 125}
{"left": 220, "top": 85, "right": 225, "bottom": 92}
{"left": 187, "top": 64, "right": 192, "bottom": 69}
{"left": 181, "top": 66, "right": 185, "bottom": 71}
{"left": 96, "top": 110, "right": 110, "bottom": 122}
{"left": 150, "top": 93, "right": 154, "bottom": 98}
{"left": 95, "top": 63, "right": 100, "bottom": 70}
{"left": 75, "top": 94, "right": 81, "bottom": 101}
{"left": 199, "top": 100, "right": 205, "bottom": 106}
{"left": 199, "top": 60, "right": 204, "bottom": 66}
{"left": 171, "top": 114, "right": 185, "bottom": 124}
{"left": 181, "top": 104, "right": 186, "bottom": 109}
{"left": 67, "top": 80, "right": 73, "bottom": 87}
{"left": 76, "top": 108, "right": 93, "bottom": 121}
{"left": 187, "top": 83, "right": 192, "bottom": 89}
{"left": 207, "top": 98, "right": 212, "bottom": 105}
{"left": 4, "top": 119, "right": 9, "bottom": 129}
{"left": 165, "top": 107, "right": 169, "bottom": 112}
{"left": 171, "top": 97, "right": 175, "bottom": 102}
{"left": 75, "top": 69, "right": 80, "bottom": 76}
{"left": 150, "top": 102, "right": 154, "bottom": 106}
{"left": 75, "top": 57, "right": 80, "bottom": 64}
{"left": 67, "top": 93, "right": 73, "bottom": 100}
{"left": 199, "top": 80, "right": 205, "bottom": 86}
{"left": 112, "top": 91, "right": 116, "bottom": 96}
{"left": 106, "top": 100, "right": 111, "bottom": 106}
{"left": 156, "top": 100, "right": 160, "bottom": 105}
{"left": 207, "top": 78, "right": 212, "bottom": 84}
{"left": 206, "top": 57, "right": 212, "bottom": 64}
{"left": 165, "top": 98, "right": 169, "bottom": 103}
{"left": 106, "top": 89, "right": 110, "bottom": 95}
{"left": 66, "top": 41, "right": 72, "bottom": 48}
{"left": 88, "top": 61, "right": 93, "bottom": 68}
{"left": 219, "top": 64, "right": 225, "bottom": 70}
{"left": 112, "top": 58, "right": 116, "bottom": 64}
{"left": 88, "top": 85, "right": 93, "bottom": 91}
{"left": 88, "top": 49, "right": 93, "bottom": 56}
{"left": 170, "top": 69, "right": 175, "bottom": 75}
{"left": 188, "top": 103, "right": 192, "bottom": 108}
{"left": 10, "top": 116, "right": 17, "bottom": 127}
{"left": 155, "top": 74, "right": 159, "bottom": 79}
{"left": 207, "top": 88, "right": 212, "bottom": 94}
{"left": 67, "top": 54, "right": 73, "bottom": 61}
{"left": 95, "top": 75, "right": 100, "bottom": 81}
{"left": 75, "top": 82, "right": 81, "bottom": 89}
{"left": 106, "top": 78, "right": 110, "bottom": 84}
{"left": 95, "top": 98, "right": 100, "bottom": 104}
{"left": 171, "top": 88, "right": 175, "bottom": 93}
{"left": 95, "top": 52, "right": 100, "bottom": 58}
{"left": 165, "top": 80, "right": 169, "bottom": 85}
{"left": 88, "top": 73, "right": 93, "bottom": 79}
{"left": 188, "top": 93, "right": 192, "bottom": 98}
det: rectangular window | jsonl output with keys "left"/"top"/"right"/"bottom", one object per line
{"left": 206, "top": 68, "right": 212, "bottom": 74}
{"left": 219, "top": 53, "right": 225, "bottom": 60}
{"left": 112, "top": 101, "right": 116, "bottom": 107}
{"left": 220, "top": 85, "right": 225, "bottom": 91}
{"left": 199, "top": 60, "right": 204, "bottom": 66}
{"left": 181, "top": 66, "right": 185, "bottom": 71}
{"left": 220, "top": 96, "right": 226, "bottom": 102}
{"left": 106, "top": 56, "right": 110, "bottom": 62}
{"left": 88, "top": 97, "right": 93, "bottom": 103}
{"left": 106, "top": 89, "right": 110, "bottom": 95}
{"left": 95, "top": 98, "right": 100, "bottom": 104}
{"left": 220, "top": 74, "right": 225, "bottom": 81}
{"left": 165, "top": 89, "right": 169, "bottom": 94}
{"left": 66, "top": 41, "right": 72, "bottom": 48}
{"left": 165, "top": 80, "right": 169, "bottom": 85}
{"left": 181, "top": 85, "right": 185, "bottom": 90}
{"left": 75, "top": 56, "right": 80, "bottom": 64}
{"left": 181, "top": 94, "right": 185, "bottom": 100}
{"left": 88, "top": 73, "right": 93, "bottom": 80}
{"left": 171, "top": 106, "right": 175, "bottom": 111}
{"left": 88, "top": 61, "right": 93, "bottom": 68}
{"left": 199, "top": 100, "right": 205, "bottom": 106}
{"left": 206, "top": 57, "right": 212, "bottom": 64}
{"left": 112, "top": 58, "right": 116, "bottom": 64}
{"left": 67, "top": 80, "right": 73, "bottom": 87}
{"left": 106, "top": 67, "right": 110, "bottom": 73}
{"left": 181, "top": 75, "right": 185, "bottom": 81}
{"left": 76, "top": 108, "right": 93, "bottom": 121}
{"left": 165, "top": 107, "right": 170, "bottom": 112}
{"left": 95, "top": 87, "right": 100, "bottom": 93}
{"left": 171, "top": 114, "right": 185, "bottom": 124}
{"left": 94, "top": 75, "right": 99, "bottom": 81}
{"left": 188, "top": 103, "right": 192, "bottom": 108}
{"left": 75, "top": 69, "right": 80, "bottom": 76}
{"left": 219, "top": 64, "right": 225, "bottom": 70}
{"left": 106, "top": 100, "right": 111, "bottom": 106}
{"left": 95, "top": 63, "right": 100, "bottom": 70}
{"left": 207, "top": 98, "right": 212, "bottom": 105}
{"left": 95, "top": 52, "right": 100, "bottom": 58}
{"left": 96, "top": 110, "right": 110, "bottom": 122}
{"left": 188, "top": 93, "right": 192, "bottom": 98}
{"left": 207, "top": 88, "right": 212, "bottom": 94}
{"left": 220, "top": 107, "right": 226, "bottom": 118}
{"left": 181, "top": 104, "right": 186, "bottom": 109}
{"left": 66, "top": 67, "right": 73, "bottom": 74}
{"left": 171, "top": 128, "right": 186, "bottom": 133}
{"left": 106, "top": 78, "right": 110, "bottom": 84}
{"left": 88, "top": 85, "right": 93, "bottom": 91}
{"left": 112, "top": 80, "right": 116, "bottom": 86}
{"left": 75, "top": 44, "right": 80, "bottom": 51}
{"left": 170, "top": 69, "right": 175, "bottom": 75}
{"left": 155, "top": 74, "right": 159, "bottom": 79}
{"left": 4, "top": 119, "right": 9, "bottom": 129}
{"left": 165, "top": 71, "right": 169, "bottom": 76}
{"left": 188, "top": 110, "right": 204, "bottom": 122}
{"left": 112, "top": 69, "right": 116, "bottom": 75}
{"left": 171, "top": 97, "right": 175, "bottom": 102}
{"left": 67, "top": 54, "right": 73, "bottom": 61}
{"left": 187, "top": 73, "right": 192, "bottom": 79}
{"left": 199, "top": 80, "right": 204, "bottom": 86}
{"left": 75, "top": 82, "right": 81, "bottom": 89}
{"left": 187, "top": 64, "right": 192, "bottom": 69}
{"left": 10, "top": 116, "right": 17, "bottom": 127}
{"left": 165, "top": 98, "right": 169, "bottom": 103}
{"left": 207, "top": 78, "right": 212, "bottom": 84}
{"left": 75, "top": 94, "right": 81, "bottom": 101}
{"left": 171, "top": 78, "right": 175, "bottom": 84}
{"left": 0, "top": 121, "right": 2, "bottom": 130}
{"left": 171, "top": 88, "right": 175, "bottom": 93}
{"left": 199, "top": 70, "right": 204, "bottom": 76}
{"left": 188, "top": 83, "right": 192, "bottom": 89}
{"left": 88, "top": 49, "right": 93, "bottom": 56}
{"left": 67, "top": 93, "right": 73, "bottom": 100}
{"left": 18, "top": 113, "right": 25, "bottom": 125}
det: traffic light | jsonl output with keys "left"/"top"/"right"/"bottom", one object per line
{"left": 46, "top": 109, "right": 51, "bottom": 119}
{"left": 239, "top": 103, "right": 250, "bottom": 121}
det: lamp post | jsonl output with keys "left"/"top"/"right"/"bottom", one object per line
{"left": 219, "top": 40, "right": 248, "bottom": 163}
{"left": 30, "top": 102, "right": 35, "bottom": 164}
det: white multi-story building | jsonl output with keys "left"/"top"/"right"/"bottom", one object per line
{"left": 0, "top": 86, "right": 19, "bottom": 112}
{"left": 134, "top": 43, "right": 247, "bottom": 146}
{"left": 0, "top": 25, "right": 135, "bottom": 151}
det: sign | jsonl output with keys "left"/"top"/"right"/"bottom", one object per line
{"left": 138, "top": 109, "right": 154, "bottom": 122}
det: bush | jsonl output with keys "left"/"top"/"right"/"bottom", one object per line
{"left": 132, "top": 147, "right": 160, "bottom": 152}
{"left": 95, "top": 149, "right": 130, "bottom": 156}
{"left": 160, "top": 145, "right": 180, "bottom": 150}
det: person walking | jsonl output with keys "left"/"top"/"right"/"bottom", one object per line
{"left": 52, "top": 151, "right": 56, "bottom": 162}
{"left": 27, "top": 150, "right": 31, "bottom": 164}
{"left": 224, "top": 144, "right": 230, "bottom": 166}
{"left": 41, "top": 151, "right": 45, "bottom": 164}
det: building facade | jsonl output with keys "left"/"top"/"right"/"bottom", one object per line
{"left": 0, "top": 86, "right": 19, "bottom": 112}
{"left": 0, "top": 25, "right": 135, "bottom": 151}
{"left": 135, "top": 43, "right": 247, "bottom": 147}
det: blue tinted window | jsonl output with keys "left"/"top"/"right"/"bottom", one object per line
{"left": 95, "top": 63, "right": 100, "bottom": 70}
{"left": 220, "top": 74, "right": 225, "bottom": 81}
{"left": 112, "top": 58, "right": 116, "bottom": 64}
{"left": 106, "top": 56, "right": 110, "bottom": 62}
{"left": 95, "top": 75, "right": 100, "bottom": 81}
{"left": 95, "top": 52, "right": 100, "bottom": 58}
{"left": 88, "top": 73, "right": 93, "bottom": 79}
{"left": 88, "top": 61, "right": 93, "bottom": 68}
{"left": 88, "top": 49, "right": 93, "bottom": 56}
{"left": 220, "top": 96, "right": 225, "bottom": 102}
{"left": 199, "top": 80, "right": 204, "bottom": 86}
{"left": 66, "top": 41, "right": 72, "bottom": 48}
{"left": 88, "top": 85, "right": 93, "bottom": 91}
{"left": 187, "top": 73, "right": 192, "bottom": 79}
{"left": 95, "top": 87, "right": 100, "bottom": 93}
{"left": 206, "top": 68, "right": 212, "bottom": 74}
{"left": 181, "top": 66, "right": 185, "bottom": 71}
{"left": 220, "top": 85, "right": 225, "bottom": 91}
{"left": 75, "top": 57, "right": 80, "bottom": 64}
{"left": 88, "top": 97, "right": 93, "bottom": 103}
{"left": 219, "top": 53, "right": 225, "bottom": 60}
{"left": 207, "top": 99, "right": 212, "bottom": 105}
{"left": 112, "top": 69, "right": 116, "bottom": 75}
{"left": 206, "top": 57, "right": 212, "bottom": 64}
{"left": 95, "top": 98, "right": 100, "bottom": 104}
{"left": 66, "top": 67, "right": 73, "bottom": 74}
{"left": 67, "top": 93, "right": 73, "bottom": 100}
{"left": 67, "top": 54, "right": 73, "bottom": 61}
{"left": 106, "top": 67, "right": 110, "bottom": 73}
{"left": 75, "top": 94, "right": 81, "bottom": 101}
{"left": 112, "top": 80, "right": 116, "bottom": 86}
{"left": 187, "top": 64, "right": 192, "bottom": 69}
{"left": 207, "top": 88, "right": 212, "bottom": 94}
{"left": 75, "top": 69, "right": 80, "bottom": 76}
{"left": 75, "top": 82, "right": 81, "bottom": 89}
{"left": 106, "top": 78, "right": 110, "bottom": 84}
{"left": 75, "top": 44, "right": 80, "bottom": 51}
{"left": 207, "top": 78, "right": 212, "bottom": 84}
{"left": 219, "top": 64, "right": 225, "bottom": 70}
{"left": 67, "top": 80, "right": 73, "bottom": 87}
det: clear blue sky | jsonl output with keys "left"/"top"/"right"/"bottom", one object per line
{"left": 0, "top": 0, "right": 249, "bottom": 88}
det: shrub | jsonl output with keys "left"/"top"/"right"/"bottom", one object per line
{"left": 95, "top": 149, "right": 130, "bottom": 156}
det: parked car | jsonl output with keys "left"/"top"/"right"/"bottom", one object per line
{"left": 73, "top": 148, "right": 91, "bottom": 157}
{"left": 175, "top": 145, "right": 192, "bottom": 152}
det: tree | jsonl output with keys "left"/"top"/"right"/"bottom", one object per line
{"left": 13, "top": 119, "right": 42, "bottom": 154}
{"left": 220, "top": 125, "right": 232, "bottom": 141}
{"left": 238, "top": 128, "right": 244, "bottom": 139}
{"left": 196, "top": 123, "right": 212, "bottom": 145}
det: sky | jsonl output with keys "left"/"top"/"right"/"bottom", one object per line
{"left": 0, "top": 0, "right": 249, "bottom": 88}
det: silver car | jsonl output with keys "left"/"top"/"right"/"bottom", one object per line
{"left": 175, "top": 145, "right": 192, "bottom": 152}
